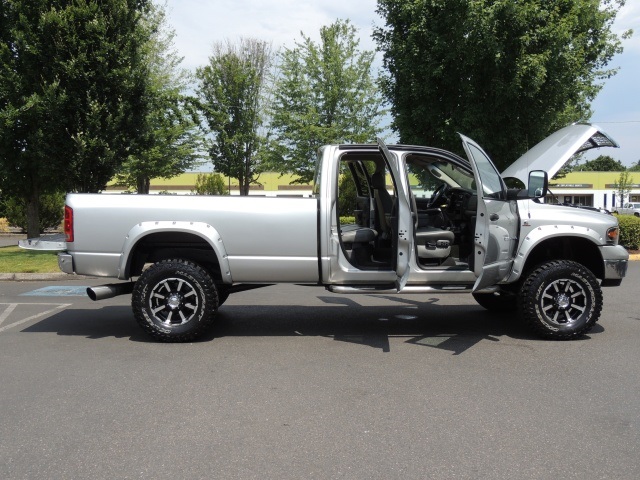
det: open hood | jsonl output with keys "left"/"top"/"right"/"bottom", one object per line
{"left": 501, "top": 124, "right": 619, "bottom": 185}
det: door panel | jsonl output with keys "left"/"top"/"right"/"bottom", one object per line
{"left": 459, "top": 134, "right": 518, "bottom": 291}
{"left": 377, "top": 138, "right": 413, "bottom": 291}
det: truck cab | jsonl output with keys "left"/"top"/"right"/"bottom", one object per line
{"left": 319, "top": 137, "right": 523, "bottom": 293}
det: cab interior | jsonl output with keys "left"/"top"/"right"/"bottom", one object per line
{"left": 336, "top": 150, "right": 478, "bottom": 271}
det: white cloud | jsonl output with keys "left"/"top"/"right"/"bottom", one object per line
{"left": 164, "top": 0, "right": 379, "bottom": 70}
{"left": 613, "top": 1, "right": 640, "bottom": 52}
{"left": 163, "top": 0, "right": 639, "bottom": 165}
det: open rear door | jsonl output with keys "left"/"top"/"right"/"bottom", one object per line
{"left": 459, "top": 134, "right": 518, "bottom": 291}
{"left": 377, "top": 138, "right": 413, "bottom": 291}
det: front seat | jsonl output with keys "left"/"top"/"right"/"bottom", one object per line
{"left": 410, "top": 191, "right": 454, "bottom": 262}
{"left": 371, "top": 171, "right": 393, "bottom": 239}
{"left": 415, "top": 227, "right": 455, "bottom": 260}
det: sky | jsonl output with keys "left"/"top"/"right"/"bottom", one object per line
{"left": 164, "top": 0, "right": 640, "bottom": 167}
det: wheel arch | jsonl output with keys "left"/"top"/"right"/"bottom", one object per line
{"left": 118, "top": 221, "right": 232, "bottom": 283}
{"left": 508, "top": 229, "right": 605, "bottom": 283}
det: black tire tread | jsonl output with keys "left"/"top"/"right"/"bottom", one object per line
{"left": 518, "top": 260, "right": 602, "bottom": 340}
{"left": 132, "top": 259, "right": 218, "bottom": 342}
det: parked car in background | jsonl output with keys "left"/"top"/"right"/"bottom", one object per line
{"left": 615, "top": 203, "right": 640, "bottom": 216}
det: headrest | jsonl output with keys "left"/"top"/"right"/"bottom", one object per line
{"left": 371, "top": 171, "right": 386, "bottom": 189}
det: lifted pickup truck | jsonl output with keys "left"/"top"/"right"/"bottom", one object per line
{"left": 25, "top": 124, "right": 628, "bottom": 342}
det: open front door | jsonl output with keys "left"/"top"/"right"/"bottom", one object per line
{"left": 459, "top": 134, "right": 518, "bottom": 292}
{"left": 377, "top": 138, "right": 413, "bottom": 291}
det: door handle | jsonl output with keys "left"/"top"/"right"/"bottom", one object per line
{"left": 489, "top": 213, "right": 499, "bottom": 221}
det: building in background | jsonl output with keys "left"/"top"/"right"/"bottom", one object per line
{"left": 546, "top": 171, "right": 640, "bottom": 211}
{"left": 106, "top": 170, "right": 640, "bottom": 211}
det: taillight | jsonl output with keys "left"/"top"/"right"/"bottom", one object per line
{"left": 64, "top": 205, "right": 74, "bottom": 243}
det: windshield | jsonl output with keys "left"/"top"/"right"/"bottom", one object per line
{"left": 405, "top": 155, "right": 475, "bottom": 198}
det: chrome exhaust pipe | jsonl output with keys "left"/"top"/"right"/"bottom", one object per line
{"left": 86, "top": 282, "right": 135, "bottom": 301}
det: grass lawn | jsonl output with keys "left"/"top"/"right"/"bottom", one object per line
{"left": 0, "top": 246, "right": 61, "bottom": 273}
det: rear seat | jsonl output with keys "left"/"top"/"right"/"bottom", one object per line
{"left": 341, "top": 225, "right": 377, "bottom": 244}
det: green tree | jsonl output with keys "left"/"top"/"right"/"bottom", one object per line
{"left": 614, "top": 171, "right": 632, "bottom": 207}
{"left": 268, "top": 19, "right": 385, "bottom": 184}
{"left": 192, "top": 173, "right": 228, "bottom": 195}
{"left": 575, "top": 155, "right": 625, "bottom": 171}
{"left": 114, "top": 3, "right": 203, "bottom": 194}
{"left": 0, "top": 0, "right": 151, "bottom": 236}
{"left": 627, "top": 160, "right": 640, "bottom": 172}
{"left": 375, "top": 0, "right": 630, "bottom": 170}
{"left": 196, "top": 38, "right": 273, "bottom": 196}
{"left": 3, "top": 192, "right": 65, "bottom": 232}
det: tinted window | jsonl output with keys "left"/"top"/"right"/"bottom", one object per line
{"left": 466, "top": 144, "right": 505, "bottom": 199}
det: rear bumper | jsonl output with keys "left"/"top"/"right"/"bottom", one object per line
{"left": 57, "top": 253, "right": 74, "bottom": 274}
{"left": 600, "top": 245, "right": 629, "bottom": 281}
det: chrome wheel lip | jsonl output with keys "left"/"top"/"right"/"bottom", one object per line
{"left": 148, "top": 277, "right": 199, "bottom": 327}
{"left": 539, "top": 278, "right": 588, "bottom": 329}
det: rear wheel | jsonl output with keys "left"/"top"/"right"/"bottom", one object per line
{"left": 519, "top": 260, "right": 602, "bottom": 340}
{"left": 132, "top": 259, "right": 218, "bottom": 342}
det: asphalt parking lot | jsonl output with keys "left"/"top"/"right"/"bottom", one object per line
{"left": 1, "top": 266, "right": 639, "bottom": 479}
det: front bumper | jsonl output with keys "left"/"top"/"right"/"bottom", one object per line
{"left": 600, "top": 245, "right": 629, "bottom": 281}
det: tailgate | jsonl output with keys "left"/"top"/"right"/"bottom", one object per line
{"left": 18, "top": 233, "right": 67, "bottom": 251}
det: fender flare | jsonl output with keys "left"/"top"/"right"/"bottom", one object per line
{"left": 117, "top": 221, "right": 232, "bottom": 283}
{"left": 505, "top": 224, "right": 604, "bottom": 283}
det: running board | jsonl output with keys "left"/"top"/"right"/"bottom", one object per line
{"left": 327, "top": 284, "right": 477, "bottom": 294}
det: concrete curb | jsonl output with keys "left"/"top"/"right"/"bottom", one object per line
{"left": 0, "top": 273, "right": 96, "bottom": 281}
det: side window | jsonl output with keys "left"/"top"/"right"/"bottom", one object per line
{"left": 312, "top": 148, "right": 325, "bottom": 197}
{"left": 466, "top": 144, "right": 505, "bottom": 200}
{"left": 337, "top": 159, "right": 378, "bottom": 227}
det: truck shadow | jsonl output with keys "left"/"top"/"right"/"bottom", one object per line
{"left": 21, "top": 297, "right": 603, "bottom": 354}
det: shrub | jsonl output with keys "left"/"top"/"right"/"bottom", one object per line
{"left": 337, "top": 173, "right": 358, "bottom": 216}
{"left": 192, "top": 173, "right": 228, "bottom": 195}
{"left": 2, "top": 192, "right": 65, "bottom": 233}
{"left": 339, "top": 216, "right": 356, "bottom": 225}
{"left": 0, "top": 217, "right": 9, "bottom": 233}
{"left": 616, "top": 214, "right": 640, "bottom": 250}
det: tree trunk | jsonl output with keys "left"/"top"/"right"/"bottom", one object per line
{"left": 137, "top": 176, "right": 150, "bottom": 194}
{"left": 26, "top": 190, "right": 40, "bottom": 238}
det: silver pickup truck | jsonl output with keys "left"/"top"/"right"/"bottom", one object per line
{"left": 615, "top": 202, "right": 640, "bottom": 217}
{"left": 25, "top": 124, "right": 628, "bottom": 342}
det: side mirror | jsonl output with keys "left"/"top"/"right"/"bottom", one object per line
{"left": 528, "top": 170, "right": 548, "bottom": 199}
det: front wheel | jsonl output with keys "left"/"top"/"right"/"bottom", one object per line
{"left": 132, "top": 259, "right": 218, "bottom": 342}
{"left": 519, "top": 260, "right": 602, "bottom": 340}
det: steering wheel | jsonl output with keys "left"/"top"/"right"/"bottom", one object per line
{"left": 429, "top": 183, "right": 450, "bottom": 208}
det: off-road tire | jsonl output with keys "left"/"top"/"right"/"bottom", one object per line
{"left": 132, "top": 259, "right": 218, "bottom": 342}
{"left": 518, "top": 260, "right": 602, "bottom": 340}
{"left": 473, "top": 292, "right": 518, "bottom": 312}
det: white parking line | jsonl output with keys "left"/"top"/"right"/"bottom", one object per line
{"left": 0, "top": 303, "right": 71, "bottom": 334}
{"left": 0, "top": 303, "right": 17, "bottom": 326}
